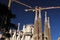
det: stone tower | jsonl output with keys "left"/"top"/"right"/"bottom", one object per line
{"left": 33, "top": 7, "right": 42, "bottom": 40}
{"left": 44, "top": 12, "right": 48, "bottom": 40}
{"left": 44, "top": 12, "right": 51, "bottom": 40}
{"left": 47, "top": 17, "right": 51, "bottom": 40}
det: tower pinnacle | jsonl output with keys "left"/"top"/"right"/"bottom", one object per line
{"left": 44, "top": 11, "right": 48, "bottom": 40}
{"left": 39, "top": 7, "right": 41, "bottom": 18}
{"left": 35, "top": 7, "right": 38, "bottom": 20}
{"left": 48, "top": 17, "right": 50, "bottom": 28}
{"left": 18, "top": 23, "right": 20, "bottom": 31}
{"left": 45, "top": 11, "right": 47, "bottom": 22}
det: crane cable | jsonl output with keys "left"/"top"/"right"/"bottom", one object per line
{"left": 13, "top": 0, "right": 32, "bottom": 8}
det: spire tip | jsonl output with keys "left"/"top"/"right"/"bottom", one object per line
{"left": 45, "top": 11, "right": 47, "bottom": 22}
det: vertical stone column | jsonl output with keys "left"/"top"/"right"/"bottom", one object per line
{"left": 44, "top": 12, "right": 52, "bottom": 40}
{"left": 39, "top": 7, "right": 42, "bottom": 40}
{"left": 47, "top": 17, "right": 51, "bottom": 40}
{"left": 33, "top": 7, "right": 42, "bottom": 40}
{"left": 33, "top": 7, "right": 39, "bottom": 40}
{"left": 44, "top": 12, "right": 48, "bottom": 40}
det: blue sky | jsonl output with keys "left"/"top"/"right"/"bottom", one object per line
{"left": 0, "top": 0, "right": 60, "bottom": 40}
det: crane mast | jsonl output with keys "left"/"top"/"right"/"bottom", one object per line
{"left": 8, "top": 0, "right": 12, "bottom": 9}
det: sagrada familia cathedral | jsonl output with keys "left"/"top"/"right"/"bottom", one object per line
{"left": 2, "top": 7, "right": 52, "bottom": 40}
{"left": 0, "top": 0, "right": 60, "bottom": 40}
{"left": 0, "top": 5, "right": 52, "bottom": 40}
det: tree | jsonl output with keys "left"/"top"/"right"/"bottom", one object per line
{"left": 0, "top": 3, "right": 17, "bottom": 40}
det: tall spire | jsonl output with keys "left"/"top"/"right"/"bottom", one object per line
{"left": 33, "top": 7, "right": 42, "bottom": 40}
{"left": 44, "top": 11, "right": 48, "bottom": 40}
{"left": 23, "top": 25, "right": 26, "bottom": 33}
{"left": 17, "top": 23, "right": 20, "bottom": 31}
{"left": 35, "top": 6, "right": 38, "bottom": 21}
{"left": 44, "top": 11, "right": 52, "bottom": 40}
{"left": 33, "top": 7, "right": 39, "bottom": 40}
{"left": 38, "top": 7, "right": 42, "bottom": 40}
{"left": 35, "top": 10, "right": 37, "bottom": 21}
{"left": 47, "top": 17, "right": 52, "bottom": 40}
{"left": 23, "top": 25, "right": 25, "bottom": 30}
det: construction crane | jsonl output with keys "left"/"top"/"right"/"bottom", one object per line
{"left": 25, "top": 6, "right": 60, "bottom": 12}
{"left": 8, "top": 0, "right": 32, "bottom": 9}
{"left": 25, "top": 6, "right": 60, "bottom": 19}
{"left": 8, "top": 0, "right": 60, "bottom": 13}
{"left": 8, "top": 0, "right": 60, "bottom": 12}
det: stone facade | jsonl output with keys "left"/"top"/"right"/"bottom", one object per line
{"left": 0, "top": 11, "right": 52, "bottom": 40}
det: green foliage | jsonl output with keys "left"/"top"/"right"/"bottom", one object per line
{"left": 0, "top": 3, "right": 17, "bottom": 39}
